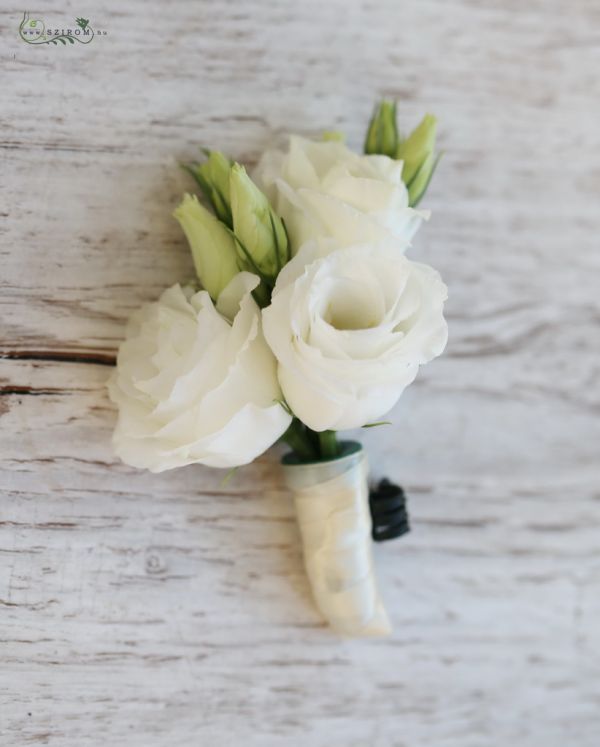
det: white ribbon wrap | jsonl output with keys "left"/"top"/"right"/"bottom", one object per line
{"left": 283, "top": 446, "right": 391, "bottom": 637}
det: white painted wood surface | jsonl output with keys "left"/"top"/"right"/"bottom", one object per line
{"left": 2, "top": 1, "right": 600, "bottom": 744}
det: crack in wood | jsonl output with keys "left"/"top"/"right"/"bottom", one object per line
{"left": 1, "top": 350, "right": 116, "bottom": 366}
{"left": 0, "top": 386, "right": 69, "bottom": 396}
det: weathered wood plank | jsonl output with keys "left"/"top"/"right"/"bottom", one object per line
{"left": 2, "top": 0, "right": 600, "bottom": 744}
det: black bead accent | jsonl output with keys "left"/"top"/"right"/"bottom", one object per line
{"left": 369, "top": 478, "right": 410, "bottom": 542}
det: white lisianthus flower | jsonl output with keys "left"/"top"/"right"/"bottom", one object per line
{"left": 254, "top": 136, "right": 426, "bottom": 253}
{"left": 108, "top": 273, "right": 291, "bottom": 471}
{"left": 262, "top": 239, "right": 448, "bottom": 432}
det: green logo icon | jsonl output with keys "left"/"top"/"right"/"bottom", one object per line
{"left": 19, "top": 11, "right": 104, "bottom": 46}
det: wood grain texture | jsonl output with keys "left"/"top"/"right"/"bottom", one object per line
{"left": 1, "top": 1, "right": 600, "bottom": 744}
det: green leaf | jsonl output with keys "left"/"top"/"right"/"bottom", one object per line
{"left": 362, "top": 421, "right": 392, "bottom": 428}
{"left": 220, "top": 467, "right": 238, "bottom": 488}
{"left": 273, "top": 398, "right": 293, "bottom": 417}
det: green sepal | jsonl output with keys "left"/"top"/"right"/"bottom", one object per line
{"left": 407, "top": 152, "right": 443, "bottom": 207}
{"left": 184, "top": 150, "right": 234, "bottom": 228}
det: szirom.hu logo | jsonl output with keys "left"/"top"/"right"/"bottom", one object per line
{"left": 19, "top": 12, "right": 107, "bottom": 46}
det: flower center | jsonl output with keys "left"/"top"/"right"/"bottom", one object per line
{"left": 322, "top": 279, "right": 381, "bottom": 331}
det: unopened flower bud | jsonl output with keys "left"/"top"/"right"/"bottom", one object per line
{"left": 364, "top": 100, "right": 399, "bottom": 158}
{"left": 396, "top": 114, "right": 439, "bottom": 204}
{"left": 173, "top": 193, "right": 239, "bottom": 300}
{"left": 229, "top": 163, "right": 289, "bottom": 281}
{"left": 186, "top": 150, "right": 233, "bottom": 227}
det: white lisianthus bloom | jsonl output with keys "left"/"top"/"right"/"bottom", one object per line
{"left": 262, "top": 239, "right": 448, "bottom": 432}
{"left": 254, "top": 136, "right": 426, "bottom": 253}
{"left": 108, "top": 273, "right": 292, "bottom": 471}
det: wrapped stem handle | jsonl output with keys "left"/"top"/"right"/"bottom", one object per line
{"left": 282, "top": 443, "right": 391, "bottom": 637}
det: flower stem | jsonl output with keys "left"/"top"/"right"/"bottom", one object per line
{"left": 281, "top": 419, "right": 317, "bottom": 461}
{"left": 251, "top": 281, "right": 271, "bottom": 309}
{"left": 281, "top": 420, "right": 340, "bottom": 462}
{"left": 318, "top": 430, "right": 339, "bottom": 460}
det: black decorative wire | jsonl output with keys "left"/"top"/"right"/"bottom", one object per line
{"left": 369, "top": 479, "right": 410, "bottom": 542}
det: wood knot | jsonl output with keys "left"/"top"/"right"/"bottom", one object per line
{"left": 145, "top": 551, "right": 166, "bottom": 575}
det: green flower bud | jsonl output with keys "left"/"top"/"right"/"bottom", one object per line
{"left": 186, "top": 150, "right": 233, "bottom": 227}
{"left": 364, "top": 100, "right": 399, "bottom": 157}
{"left": 173, "top": 193, "right": 240, "bottom": 301}
{"left": 229, "top": 163, "right": 289, "bottom": 281}
{"left": 406, "top": 150, "right": 442, "bottom": 208}
{"left": 396, "top": 113, "right": 438, "bottom": 187}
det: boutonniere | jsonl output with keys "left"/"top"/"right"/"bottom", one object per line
{"left": 108, "top": 101, "right": 447, "bottom": 637}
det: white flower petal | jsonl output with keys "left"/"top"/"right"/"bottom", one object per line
{"left": 109, "top": 280, "right": 292, "bottom": 471}
{"left": 253, "top": 136, "right": 424, "bottom": 254}
{"left": 262, "top": 239, "right": 447, "bottom": 431}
